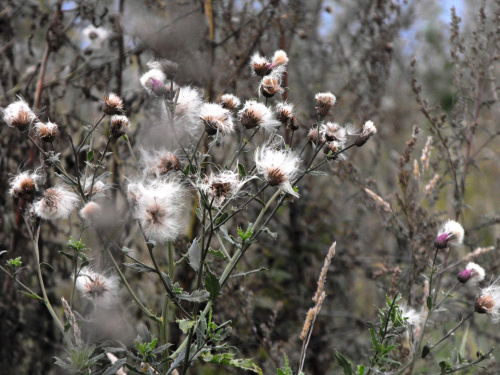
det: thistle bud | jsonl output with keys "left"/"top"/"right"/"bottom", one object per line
{"left": 307, "top": 128, "right": 319, "bottom": 144}
{"left": 276, "top": 102, "right": 294, "bottom": 124}
{"left": 140, "top": 69, "right": 169, "bottom": 97}
{"left": 286, "top": 116, "right": 299, "bottom": 131}
{"left": 457, "top": 262, "right": 485, "bottom": 285}
{"left": 435, "top": 220, "right": 464, "bottom": 249}
{"left": 354, "top": 120, "right": 377, "bottom": 147}
{"left": 102, "top": 93, "right": 124, "bottom": 115}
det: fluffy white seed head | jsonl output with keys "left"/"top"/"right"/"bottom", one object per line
{"left": 458, "top": 262, "right": 486, "bottom": 285}
{"left": 75, "top": 268, "right": 119, "bottom": 309}
{"left": 102, "top": 93, "right": 124, "bottom": 115}
{"left": 363, "top": 120, "right": 377, "bottom": 136}
{"left": 219, "top": 94, "right": 241, "bottom": 110}
{"left": 9, "top": 170, "right": 44, "bottom": 200}
{"left": 79, "top": 201, "right": 102, "bottom": 222}
{"left": 435, "top": 220, "right": 464, "bottom": 248}
{"left": 141, "top": 149, "right": 182, "bottom": 178}
{"left": 147, "top": 59, "right": 178, "bottom": 79}
{"left": 400, "top": 305, "right": 423, "bottom": 327}
{"left": 321, "top": 122, "right": 346, "bottom": 143}
{"left": 255, "top": 141, "right": 301, "bottom": 197}
{"left": 140, "top": 69, "right": 168, "bottom": 96}
{"left": 275, "top": 102, "right": 294, "bottom": 124}
{"left": 175, "top": 86, "right": 204, "bottom": 132}
{"left": 82, "top": 25, "right": 109, "bottom": 44}
{"left": 315, "top": 92, "right": 336, "bottom": 117}
{"left": 3, "top": 98, "right": 37, "bottom": 131}
{"left": 132, "top": 179, "right": 187, "bottom": 244}
{"left": 270, "top": 49, "right": 289, "bottom": 69}
{"left": 198, "top": 171, "right": 250, "bottom": 206}
{"left": 475, "top": 281, "right": 500, "bottom": 322}
{"left": 250, "top": 53, "right": 270, "bottom": 76}
{"left": 33, "top": 186, "right": 80, "bottom": 220}
{"left": 199, "top": 103, "right": 234, "bottom": 136}
{"left": 34, "top": 121, "right": 59, "bottom": 142}
{"left": 110, "top": 115, "right": 131, "bottom": 138}
{"left": 259, "top": 66, "right": 285, "bottom": 98}
{"left": 238, "top": 100, "right": 280, "bottom": 130}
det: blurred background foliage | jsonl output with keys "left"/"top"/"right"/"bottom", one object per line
{"left": 1, "top": 0, "right": 500, "bottom": 374}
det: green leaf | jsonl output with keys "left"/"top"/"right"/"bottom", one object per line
{"left": 102, "top": 358, "right": 127, "bottom": 375}
{"left": 123, "top": 262, "right": 155, "bottom": 273}
{"left": 208, "top": 248, "right": 227, "bottom": 260}
{"left": 334, "top": 351, "right": 353, "bottom": 375}
{"left": 426, "top": 296, "right": 433, "bottom": 310}
{"left": 237, "top": 163, "right": 246, "bottom": 179}
{"left": 277, "top": 354, "right": 293, "bottom": 375}
{"left": 357, "top": 365, "right": 365, "bottom": 375}
{"left": 176, "top": 319, "right": 196, "bottom": 334}
{"left": 369, "top": 328, "right": 379, "bottom": 351}
{"left": 21, "top": 291, "right": 43, "bottom": 301}
{"left": 205, "top": 269, "right": 221, "bottom": 301}
{"left": 87, "top": 150, "right": 94, "bottom": 162}
{"left": 177, "top": 290, "right": 210, "bottom": 303}
{"left": 7, "top": 257, "right": 22, "bottom": 267}
{"left": 188, "top": 239, "right": 201, "bottom": 272}
{"left": 214, "top": 212, "right": 229, "bottom": 226}
{"left": 59, "top": 251, "right": 74, "bottom": 262}
{"left": 202, "top": 352, "right": 263, "bottom": 375}
{"left": 439, "top": 360, "right": 452, "bottom": 373}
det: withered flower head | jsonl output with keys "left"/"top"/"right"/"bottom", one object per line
{"left": 110, "top": 115, "right": 131, "bottom": 138}
{"left": 238, "top": 100, "right": 279, "bottom": 130}
{"left": 315, "top": 92, "right": 336, "bottom": 117}
{"left": 250, "top": 53, "right": 270, "bottom": 76}
{"left": 142, "top": 149, "right": 182, "bottom": 178}
{"left": 9, "top": 170, "right": 44, "bottom": 201}
{"left": 34, "top": 186, "right": 80, "bottom": 220}
{"left": 75, "top": 268, "right": 119, "bottom": 308}
{"left": 3, "top": 98, "right": 37, "bottom": 131}
{"left": 34, "top": 121, "right": 59, "bottom": 142}
{"left": 219, "top": 94, "right": 241, "bottom": 110}
{"left": 475, "top": 281, "right": 500, "bottom": 322}
{"left": 102, "top": 93, "right": 124, "bottom": 115}
{"left": 199, "top": 103, "right": 234, "bottom": 135}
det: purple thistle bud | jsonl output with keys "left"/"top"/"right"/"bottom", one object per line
{"left": 434, "top": 233, "right": 450, "bottom": 249}
{"left": 457, "top": 269, "right": 472, "bottom": 283}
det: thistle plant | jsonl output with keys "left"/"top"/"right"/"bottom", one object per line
{"left": 1, "top": 45, "right": 377, "bottom": 374}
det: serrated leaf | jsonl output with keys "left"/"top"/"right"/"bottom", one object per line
{"left": 202, "top": 352, "right": 263, "bottom": 375}
{"left": 205, "top": 269, "right": 221, "bottom": 301}
{"left": 166, "top": 348, "right": 186, "bottom": 375}
{"left": 102, "top": 358, "right": 127, "bottom": 375}
{"left": 220, "top": 226, "right": 237, "bottom": 246}
{"left": 261, "top": 226, "right": 277, "bottom": 240}
{"left": 176, "top": 319, "right": 196, "bottom": 334}
{"left": 123, "top": 262, "right": 155, "bottom": 273}
{"left": 208, "top": 248, "right": 227, "bottom": 260}
{"left": 334, "top": 351, "right": 353, "bottom": 375}
{"left": 188, "top": 239, "right": 201, "bottom": 272}
{"left": 177, "top": 290, "right": 210, "bottom": 303}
